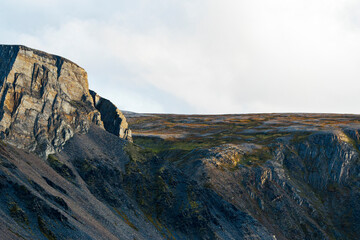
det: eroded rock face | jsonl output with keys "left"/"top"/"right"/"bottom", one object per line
{"left": 90, "top": 90, "right": 132, "bottom": 142}
{"left": 0, "top": 45, "right": 131, "bottom": 157}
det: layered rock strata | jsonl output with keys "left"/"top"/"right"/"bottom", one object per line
{"left": 0, "top": 45, "right": 131, "bottom": 156}
{"left": 90, "top": 90, "right": 132, "bottom": 141}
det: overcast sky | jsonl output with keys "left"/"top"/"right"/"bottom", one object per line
{"left": 1, "top": 0, "right": 360, "bottom": 114}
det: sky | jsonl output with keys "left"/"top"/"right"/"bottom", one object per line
{"left": 1, "top": 0, "right": 360, "bottom": 114}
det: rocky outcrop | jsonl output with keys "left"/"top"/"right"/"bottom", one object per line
{"left": 184, "top": 130, "right": 360, "bottom": 239}
{"left": 90, "top": 90, "right": 132, "bottom": 142}
{"left": 0, "top": 45, "right": 131, "bottom": 157}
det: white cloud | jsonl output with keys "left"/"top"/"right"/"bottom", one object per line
{"left": 1, "top": 0, "right": 360, "bottom": 113}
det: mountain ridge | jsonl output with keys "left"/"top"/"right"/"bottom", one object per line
{"left": 0, "top": 45, "right": 360, "bottom": 240}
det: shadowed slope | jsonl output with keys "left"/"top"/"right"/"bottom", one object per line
{"left": 0, "top": 125, "right": 274, "bottom": 239}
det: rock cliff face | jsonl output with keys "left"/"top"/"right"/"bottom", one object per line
{"left": 0, "top": 45, "right": 131, "bottom": 157}
{"left": 90, "top": 90, "right": 132, "bottom": 141}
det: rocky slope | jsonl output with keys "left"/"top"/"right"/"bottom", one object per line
{"left": 128, "top": 113, "right": 360, "bottom": 239}
{"left": 1, "top": 45, "right": 360, "bottom": 240}
{"left": 0, "top": 46, "right": 273, "bottom": 240}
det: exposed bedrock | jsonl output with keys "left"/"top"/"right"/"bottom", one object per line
{"left": 90, "top": 90, "right": 132, "bottom": 142}
{"left": 0, "top": 45, "right": 131, "bottom": 157}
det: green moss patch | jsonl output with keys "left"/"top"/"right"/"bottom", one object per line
{"left": 114, "top": 208, "right": 138, "bottom": 231}
{"left": 38, "top": 216, "right": 57, "bottom": 240}
{"left": 237, "top": 147, "right": 273, "bottom": 167}
{"left": 8, "top": 201, "right": 29, "bottom": 225}
{"left": 47, "top": 155, "right": 76, "bottom": 183}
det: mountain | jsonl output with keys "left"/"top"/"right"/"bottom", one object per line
{"left": 127, "top": 113, "right": 360, "bottom": 239}
{"left": 0, "top": 45, "right": 359, "bottom": 240}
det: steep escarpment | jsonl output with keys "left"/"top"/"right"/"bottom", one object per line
{"left": 0, "top": 45, "right": 131, "bottom": 157}
{"left": 0, "top": 46, "right": 275, "bottom": 239}
{"left": 3, "top": 45, "right": 360, "bottom": 240}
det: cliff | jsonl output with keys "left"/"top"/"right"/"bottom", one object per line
{"left": 0, "top": 45, "right": 131, "bottom": 157}
{"left": 0, "top": 46, "right": 275, "bottom": 240}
